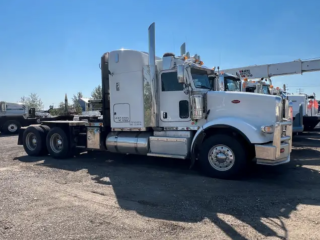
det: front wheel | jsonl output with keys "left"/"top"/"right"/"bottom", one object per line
{"left": 199, "top": 134, "right": 248, "bottom": 179}
{"left": 3, "top": 120, "right": 21, "bottom": 134}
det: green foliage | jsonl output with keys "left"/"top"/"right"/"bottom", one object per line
{"left": 91, "top": 85, "right": 102, "bottom": 100}
{"left": 72, "top": 92, "right": 83, "bottom": 114}
{"left": 20, "top": 93, "right": 44, "bottom": 111}
{"left": 49, "top": 102, "right": 74, "bottom": 116}
{"left": 49, "top": 102, "right": 65, "bottom": 116}
{"left": 22, "top": 86, "right": 102, "bottom": 116}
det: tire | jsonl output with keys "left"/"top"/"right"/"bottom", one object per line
{"left": 3, "top": 120, "right": 21, "bottom": 134}
{"left": 46, "top": 127, "right": 70, "bottom": 159}
{"left": 22, "top": 126, "right": 47, "bottom": 156}
{"left": 40, "top": 125, "right": 50, "bottom": 134}
{"left": 39, "top": 125, "right": 51, "bottom": 155}
{"left": 199, "top": 134, "right": 248, "bottom": 179}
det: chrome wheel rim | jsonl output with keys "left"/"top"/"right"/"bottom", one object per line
{"left": 50, "top": 133, "right": 63, "bottom": 153}
{"left": 26, "top": 132, "right": 37, "bottom": 151}
{"left": 208, "top": 144, "right": 235, "bottom": 171}
{"left": 8, "top": 124, "right": 18, "bottom": 133}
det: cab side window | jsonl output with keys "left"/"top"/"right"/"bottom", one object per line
{"left": 161, "top": 72, "right": 184, "bottom": 91}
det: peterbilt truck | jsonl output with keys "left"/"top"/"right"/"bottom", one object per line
{"left": 17, "top": 23, "right": 293, "bottom": 179}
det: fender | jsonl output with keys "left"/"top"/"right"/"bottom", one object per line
{"left": 189, "top": 117, "right": 269, "bottom": 168}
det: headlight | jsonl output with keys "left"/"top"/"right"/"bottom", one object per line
{"left": 261, "top": 125, "right": 274, "bottom": 134}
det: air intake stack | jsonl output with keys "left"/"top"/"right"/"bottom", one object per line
{"left": 148, "top": 22, "right": 158, "bottom": 127}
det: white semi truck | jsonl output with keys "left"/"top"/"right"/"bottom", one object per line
{"left": 17, "top": 23, "right": 293, "bottom": 179}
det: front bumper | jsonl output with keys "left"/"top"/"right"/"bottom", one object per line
{"left": 255, "top": 119, "right": 292, "bottom": 166}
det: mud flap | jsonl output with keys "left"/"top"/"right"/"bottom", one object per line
{"left": 189, "top": 131, "right": 205, "bottom": 169}
{"left": 17, "top": 127, "right": 27, "bottom": 145}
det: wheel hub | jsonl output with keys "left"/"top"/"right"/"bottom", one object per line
{"left": 216, "top": 152, "right": 227, "bottom": 162}
{"left": 26, "top": 132, "right": 37, "bottom": 151}
{"left": 50, "top": 133, "right": 63, "bottom": 153}
{"left": 8, "top": 124, "right": 17, "bottom": 132}
{"left": 208, "top": 145, "right": 235, "bottom": 171}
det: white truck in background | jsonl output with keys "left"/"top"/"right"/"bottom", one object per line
{"left": 0, "top": 101, "right": 74, "bottom": 134}
{"left": 17, "top": 23, "right": 293, "bottom": 179}
{"left": 0, "top": 101, "right": 39, "bottom": 134}
{"left": 221, "top": 58, "right": 320, "bottom": 132}
{"left": 286, "top": 93, "right": 320, "bottom": 130}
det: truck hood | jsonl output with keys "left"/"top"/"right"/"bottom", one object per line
{"left": 205, "top": 91, "right": 279, "bottom": 142}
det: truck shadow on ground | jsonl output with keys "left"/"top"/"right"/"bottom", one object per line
{"left": 292, "top": 131, "right": 320, "bottom": 147}
{"left": 15, "top": 140, "right": 320, "bottom": 240}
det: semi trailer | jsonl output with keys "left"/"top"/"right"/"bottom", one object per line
{"left": 17, "top": 23, "right": 293, "bottom": 179}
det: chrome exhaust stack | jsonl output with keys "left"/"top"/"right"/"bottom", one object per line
{"left": 147, "top": 22, "right": 158, "bottom": 127}
{"left": 148, "top": 22, "right": 156, "bottom": 69}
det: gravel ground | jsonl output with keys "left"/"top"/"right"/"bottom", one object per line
{"left": 0, "top": 131, "right": 320, "bottom": 240}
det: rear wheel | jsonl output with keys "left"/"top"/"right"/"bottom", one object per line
{"left": 199, "top": 134, "right": 248, "bottom": 179}
{"left": 22, "top": 126, "right": 47, "bottom": 156}
{"left": 46, "top": 127, "right": 70, "bottom": 159}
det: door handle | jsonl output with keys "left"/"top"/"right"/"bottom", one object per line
{"left": 163, "top": 112, "right": 167, "bottom": 119}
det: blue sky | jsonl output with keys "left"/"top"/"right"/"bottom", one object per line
{"left": 1, "top": 0, "right": 320, "bottom": 109}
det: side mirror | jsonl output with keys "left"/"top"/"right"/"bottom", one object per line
{"left": 218, "top": 75, "right": 225, "bottom": 91}
{"left": 177, "top": 65, "right": 186, "bottom": 84}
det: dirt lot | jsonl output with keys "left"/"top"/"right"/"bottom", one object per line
{"left": 0, "top": 131, "right": 320, "bottom": 240}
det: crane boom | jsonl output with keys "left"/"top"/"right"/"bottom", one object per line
{"left": 221, "top": 58, "right": 320, "bottom": 79}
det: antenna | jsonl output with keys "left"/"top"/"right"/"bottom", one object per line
{"left": 180, "top": 43, "right": 186, "bottom": 56}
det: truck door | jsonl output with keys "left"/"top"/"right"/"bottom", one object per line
{"left": 159, "top": 70, "right": 191, "bottom": 123}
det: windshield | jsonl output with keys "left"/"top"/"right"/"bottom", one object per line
{"left": 191, "top": 68, "right": 211, "bottom": 89}
{"left": 225, "top": 77, "right": 241, "bottom": 91}
{"left": 262, "top": 85, "right": 270, "bottom": 94}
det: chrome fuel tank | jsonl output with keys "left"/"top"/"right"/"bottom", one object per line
{"left": 106, "top": 132, "right": 152, "bottom": 155}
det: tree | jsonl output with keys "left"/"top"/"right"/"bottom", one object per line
{"left": 20, "top": 93, "right": 44, "bottom": 111}
{"left": 49, "top": 102, "right": 65, "bottom": 116}
{"left": 72, "top": 92, "right": 83, "bottom": 114}
{"left": 91, "top": 85, "right": 102, "bottom": 100}
{"left": 49, "top": 102, "right": 74, "bottom": 116}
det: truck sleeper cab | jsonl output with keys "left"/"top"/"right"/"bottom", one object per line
{"left": 17, "top": 22, "right": 293, "bottom": 179}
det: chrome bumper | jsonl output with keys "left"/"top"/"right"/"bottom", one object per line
{"left": 255, "top": 119, "right": 292, "bottom": 166}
